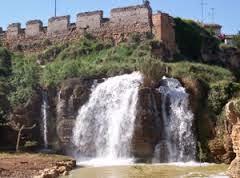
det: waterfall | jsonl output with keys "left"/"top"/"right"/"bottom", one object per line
{"left": 153, "top": 77, "right": 196, "bottom": 163}
{"left": 72, "top": 72, "right": 142, "bottom": 162}
{"left": 41, "top": 91, "right": 49, "bottom": 149}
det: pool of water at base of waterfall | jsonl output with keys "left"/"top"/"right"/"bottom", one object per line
{"left": 61, "top": 160, "right": 229, "bottom": 178}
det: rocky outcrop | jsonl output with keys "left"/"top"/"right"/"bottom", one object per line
{"left": 34, "top": 159, "right": 76, "bottom": 178}
{"left": 202, "top": 46, "right": 240, "bottom": 72}
{"left": 181, "top": 77, "right": 237, "bottom": 164}
{"left": 226, "top": 100, "right": 240, "bottom": 178}
{"left": 53, "top": 77, "right": 100, "bottom": 152}
{"left": 180, "top": 78, "right": 214, "bottom": 162}
{"left": 132, "top": 87, "right": 162, "bottom": 161}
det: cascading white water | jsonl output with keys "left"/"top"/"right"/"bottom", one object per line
{"left": 153, "top": 77, "right": 196, "bottom": 163}
{"left": 72, "top": 72, "right": 143, "bottom": 163}
{"left": 41, "top": 91, "right": 49, "bottom": 149}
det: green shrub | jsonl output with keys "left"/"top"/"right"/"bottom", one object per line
{"left": 37, "top": 43, "right": 68, "bottom": 64}
{"left": 41, "top": 39, "right": 143, "bottom": 86}
{"left": 208, "top": 81, "right": 240, "bottom": 115}
{"left": 174, "top": 18, "right": 219, "bottom": 59}
{"left": 8, "top": 56, "right": 39, "bottom": 106}
{"left": 232, "top": 35, "right": 240, "bottom": 49}
{"left": 57, "top": 36, "right": 112, "bottom": 61}
{"left": 128, "top": 32, "right": 142, "bottom": 45}
{"left": 0, "top": 47, "right": 11, "bottom": 77}
{"left": 0, "top": 80, "right": 10, "bottom": 123}
{"left": 137, "top": 57, "right": 167, "bottom": 86}
{"left": 168, "top": 61, "right": 234, "bottom": 84}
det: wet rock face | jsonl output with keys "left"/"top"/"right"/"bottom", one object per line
{"left": 226, "top": 100, "right": 240, "bottom": 178}
{"left": 56, "top": 78, "right": 94, "bottom": 121}
{"left": 132, "top": 87, "right": 162, "bottom": 161}
{"left": 55, "top": 78, "right": 95, "bottom": 150}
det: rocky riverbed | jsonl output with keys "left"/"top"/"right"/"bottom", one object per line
{"left": 0, "top": 153, "right": 76, "bottom": 178}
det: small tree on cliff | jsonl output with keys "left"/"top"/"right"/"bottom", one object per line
{"left": 138, "top": 57, "right": 168, "bottom": 87}
{"left": 8, "top": 120, "right": 36, "bottom": 152}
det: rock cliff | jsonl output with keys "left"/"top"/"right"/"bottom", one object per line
{"left": 226, "top": 99, "right": 240, "bottom": 178}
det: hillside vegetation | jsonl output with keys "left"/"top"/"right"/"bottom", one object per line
{"left": 0, "top": 33, "right": 238, "bottom": 116}
{"left": 0, "top": 23, "right": 239, "bottom": 163}
{"left": 174, "top": 18, "right": 220, "bottom": 60}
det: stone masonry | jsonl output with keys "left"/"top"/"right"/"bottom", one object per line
{"left": 152, "top": 11, "right": 176, "bottom": 51}
{"left": 0, "top": 2, "right": 176, "bottom": 52}
{"left": 26, "top": 20, "right": 43, "bottom": 37}
{"left": 77, "top": 11, "right": 103, "bottom": 30}
{"left": 7, "top": 23, "right": 22, "bottom": 39}
{"left": 48, "top": 16, "right": 70, "bottom": 35}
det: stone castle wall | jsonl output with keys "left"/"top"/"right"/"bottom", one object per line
{"left": 77, "top": 11, "right": 103, "bottom": 30}
{"left": 152, "top": 11, "right": 176, "bottom": 51}
{"left": 0, "top": 3, "right": 175, "bottom": 52}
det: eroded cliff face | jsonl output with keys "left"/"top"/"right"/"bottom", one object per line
{"left": 226, "top": 100, "right": 240, "bottom": 178}
{"left": 132, "top": 87, "right": 162, "bottom": 161}
{"left": 54, "top": 78, "right": 162, "bottom": 158}
{"left": 50, "top": 78, "right": 96, "bottom": 152}
{"left": 6, "top": 75, "right": 236, "bottom": 164}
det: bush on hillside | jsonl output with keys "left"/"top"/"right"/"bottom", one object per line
{"left": 168, "top": 62, "right": 234, "bottom": 84}
{"left": 208, "top": 81, "right": 240, "bottom": 115}
{"left": 138, "top": 57, "right": 167, "bottom": 87}
{"left": 0, "top": 81, "right": 10, "bottom": 123}
{"left": 41, "top": 39, "right": 152, "bottom": 87}
{"left": 8, "top": 56, "right": 39, "bottom": 106}
{"left": 174, "top": 18, "right": 219, "bottom": 60}
{"left": 37, "top": 43, "right": 68, "bottom": 64}
{"left": 232, "top": 35, "right": 240, "bottom": 49}
{"left": 0, "top": 47, "right": 11, "bottom": 77}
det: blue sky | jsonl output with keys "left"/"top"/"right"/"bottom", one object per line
{"left": 0, "top": 0, "right": 239, "bottom": 34}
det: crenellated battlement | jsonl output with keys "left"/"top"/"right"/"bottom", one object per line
{"left": 26, "top": 20, "right": 43, "bottom": 37}
{"left": 0, "top": 2, "right": 175, "bottom": 52}
{"left": 77, "top": 10, "right": 103, "bottom": 30}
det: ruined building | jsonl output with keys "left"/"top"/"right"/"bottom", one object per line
{"left": 0, "top": 3, "right": 176, "bottom": 52}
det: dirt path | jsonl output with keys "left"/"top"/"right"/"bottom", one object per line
{"left": 0, "top": 153, "right": 75, "bottom": 178}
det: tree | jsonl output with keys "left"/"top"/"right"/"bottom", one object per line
{"left": 232, "top": 34, "right": 240, "bottom": 49}
{"left": 8, "top": 120, "right": 36, "bottom": 152}
{"left": 0, "top": 48, "right": 11, "bottom": 77}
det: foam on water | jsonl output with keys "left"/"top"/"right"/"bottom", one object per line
{"left": 77, "top": 158, "right": 135, "bottom": 167}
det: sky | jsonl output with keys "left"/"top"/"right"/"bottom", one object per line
{"left": 0, "top": 0, "right": 239, "bottom": 34}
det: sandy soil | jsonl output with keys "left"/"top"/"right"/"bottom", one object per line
{"left": 0, "top": 153, "right": 74, "bottom": 178}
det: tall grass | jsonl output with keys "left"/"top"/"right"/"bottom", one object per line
{"left": 168, "top": 61, "right": 234, "bottom": 84}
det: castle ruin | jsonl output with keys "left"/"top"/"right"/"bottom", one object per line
{"left": 0, "top": 2, "right": 176, "bottom": 52}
